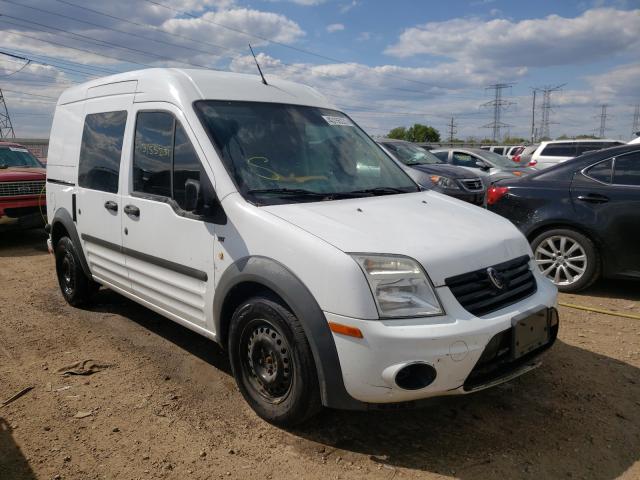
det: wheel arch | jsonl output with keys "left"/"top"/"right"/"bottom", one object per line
{"left": 50, "top": 208, "right": 92, "bottom": 278}
{"left": 213, "top": 256, "right": 360, "bottom": 410}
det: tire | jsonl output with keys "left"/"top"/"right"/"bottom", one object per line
{"left": 228, "top": 295, "right": 321, "bottom": 426}
{"left": 531, "top": 228, "right": 600, "bottom": 293}
{"left": 54, "top": 236, "right": 99, "bottom": 306}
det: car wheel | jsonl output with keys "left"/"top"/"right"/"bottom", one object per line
{"left": 228, "top": 295, "right": 321, "bottom": 426}
{"left": 531, "top": 228, "right": 600, "bottom": 293}
{"left": 55, "top": 236, "right": 99, "bottom": 306}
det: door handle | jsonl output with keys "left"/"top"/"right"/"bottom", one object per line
{"left": 104, "top": 200, "right": 118, "bottom": 212}
{"left": 124, "top": 204, "right": 140, "bottom": 218}
{"left": 577, "top": 194, "right": 609, "bottom": 204}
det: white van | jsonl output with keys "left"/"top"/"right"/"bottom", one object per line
{"left": 45, "top": 69, "right": 558, "bottom": 425}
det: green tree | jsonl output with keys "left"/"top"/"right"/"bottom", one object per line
{"left": 387, "top": 127, "right": 407, "bottom": 140}
{"left": 405, "top": 123, "right": 440, "bottom": 143}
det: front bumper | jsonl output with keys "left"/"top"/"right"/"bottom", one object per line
{"left": 327, "top": 269, "right": 558, "bottom": 404}
{"left": 0, "top": 196, "right": 46, "bottom": 231}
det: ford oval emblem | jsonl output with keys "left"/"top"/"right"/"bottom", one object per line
{"left": 487, "top": 267, "right": 506, "bottom": 290}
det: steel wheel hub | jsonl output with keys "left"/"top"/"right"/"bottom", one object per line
{"left": 534, "top": 235, "right": 587, "bottom": 286}
{"left": 243, "top": 321, "right": 292, "bottom": 402}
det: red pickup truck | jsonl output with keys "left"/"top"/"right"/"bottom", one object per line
{"left": 0, "top": 141, "right": 46, "bottom": 232}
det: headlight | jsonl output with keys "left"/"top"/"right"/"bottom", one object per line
{"left": 430, "top": 175, "right": 460, "bottom": 190}
{"left": 351, "top": 254, "right": 444, "bottom": 318}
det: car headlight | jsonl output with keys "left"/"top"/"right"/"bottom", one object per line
{"left": 351, "top": 254, "right": 444, "bottom": 318}
{"left": 430, "top": 175, "right": 460, "bottom": 190}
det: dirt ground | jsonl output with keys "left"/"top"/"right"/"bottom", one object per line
{"left": 0, "top": 229, "right": 639, "bottom": 480}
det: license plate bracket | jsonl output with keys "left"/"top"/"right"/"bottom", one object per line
{"left": 511, "top": 308, "right": 550, "bottom": 359}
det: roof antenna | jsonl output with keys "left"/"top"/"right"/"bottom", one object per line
{"left": 249, "top": 44, "right": 268, "bottom": 86}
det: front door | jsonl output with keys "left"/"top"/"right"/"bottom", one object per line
{"left": 120, "top": 105, "right": 216, "bottom": 331}
{"left": 75, "top": 97, "right": 131, "bottom": 291}
{"left": 571, "top": 150, "right": 640, "bottom": 277}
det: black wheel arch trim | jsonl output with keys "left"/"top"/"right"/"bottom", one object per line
{"left": 213, "top": 255, "right": 362, "bottom": 410}
{"left": 50, "top": 208, "right": 92, "bottom": 279}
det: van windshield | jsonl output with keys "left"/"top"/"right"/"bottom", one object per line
{"left": 194, "top": 101, "right": 418, "bottom": 204}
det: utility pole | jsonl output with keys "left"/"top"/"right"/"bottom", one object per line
{"left": 447, "top": 116, "right": 457, "bottom": 146}
{"left": 632, "top": 104, "right": 640, "bottom": 138}
{"left": 530, "top": 89, "right": 536, "bottom": 143}
{"left": 481, "top": 83, "right": 514, "bottom": 143}
{"left": 535, "top": 84, "right": 565, "bottom": 140}
{"left": 598, "top": 104, "right": 609, "bottom": 138}
{"left": 0, "top": 88, "right": 16, "bottom": 139}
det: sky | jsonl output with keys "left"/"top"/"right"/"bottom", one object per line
{"left": 0, "top": 0, "right": 639, "bottom": 141}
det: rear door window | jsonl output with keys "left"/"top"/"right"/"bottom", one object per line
{"left": 433, "top": 151, "right": 449, "bottom": 162}
{"left": 613, "top": 153, "right": 640, "bottom": 186}
{"left": 540, "top": 142, "right": 576, "bottom": 157}
{"left": 78, "top": 111, "right": 127, "bottom": 193}
{"left": 585, "top": 159, "right": 613, "bottom": 183}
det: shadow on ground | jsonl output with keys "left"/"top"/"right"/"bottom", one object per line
{"left": 74, "top": 284, "right": 640, "bottom": 479}
{"left": 0, "top": 229, "right": 47, "bottom": 257}
{"left": 0, "top": 418, "right": 36, "bottom": 480}
{"left": 292, "top": 340, "right": 640, "bottom": 479}
{"left": 579, "top": 278, "right": 640, "bottom": 302}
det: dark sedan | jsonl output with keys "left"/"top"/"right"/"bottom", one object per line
{"left": 488, "top": 144, "right": 640, "bottom": 292}
{"left": 378, "top": 139, "right": 485, "bottom": 205}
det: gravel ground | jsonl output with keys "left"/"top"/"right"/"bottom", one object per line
{"left": 1, "top": 229, "right": 639, "bottom": 480}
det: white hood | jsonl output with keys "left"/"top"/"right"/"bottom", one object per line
{"left": 263, "top": 191, "right": 531, "bottom": 286}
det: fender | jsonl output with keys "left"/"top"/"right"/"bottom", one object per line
{"left": 213, "top": 256, "right": 361, "bottom": 410}
{"left": 51, "top": 207, "right": 92, "bottom": 279}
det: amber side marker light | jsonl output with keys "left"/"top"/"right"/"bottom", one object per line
{"left": 328, "top": 322, "right": 363, "bottom": 339}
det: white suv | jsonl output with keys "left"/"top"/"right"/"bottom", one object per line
{"left": 45, "top": 68, "right": 558, "bottom": 425}
{"left": 529, "top": 139, "right": 624, "bottom": 169}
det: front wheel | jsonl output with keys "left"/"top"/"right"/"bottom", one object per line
{"left": 531, "top": 228, "right": 600, "bottom": 292}
{"left": 228, "top": 295, "right": 321, "bottom": 426}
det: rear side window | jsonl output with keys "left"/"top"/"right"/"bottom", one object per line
{"left": 433, "top": 151, "right": 448, "bottom": 161}
{"left": 540, "top": 143, "right": 576, "bottom": 157}
{"left": 493, "top": 147, "right": 504, "bottom": 155}
{"left": 585, "top": 159, "right": 612, "bottom": 183}
{"left": 78, "top": 111, "right": 127, "bottom": 193}
{"left": 133, "top": 111, "right": 203, "bottom": 210}
{"left": 576, "top": 143, "right": 605, "bottom": 156}
{"left": 613, "top": 153, "right": 640, "bottom": 186}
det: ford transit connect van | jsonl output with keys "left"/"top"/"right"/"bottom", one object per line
{"left": 46, "top": 69, "right": 558, "bottom": 426}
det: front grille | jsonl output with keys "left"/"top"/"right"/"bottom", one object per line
{"left": 445, "top": 255, "right": 537, "bottom": 316}
{"left": 0, "top": 180, "right": 45, "bottom": 197}
{"left": 460, "top": 178, "right": 483, "bottom": 191}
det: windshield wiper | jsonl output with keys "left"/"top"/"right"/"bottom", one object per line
{"left": 346, "top": 187, "right": 416, "bottom": 196}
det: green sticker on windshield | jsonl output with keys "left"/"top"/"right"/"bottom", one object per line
{"left": 322, "top": 115, "right": 353, "bottom": 127}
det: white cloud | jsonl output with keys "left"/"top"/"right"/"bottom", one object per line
{"left": 163, "top": 8, "right": 305, "bottom": 51}
{"left": 385, "top": 8, "right": 640, "bottom": 68}
{"left": 339, "top": 0, "right": 360, "bottom": 13}
{"left": 326, "top": 23, "right": 345, "bottom": 33}
{"left": 356, "top": 31, "right": 371, "bottom": 42}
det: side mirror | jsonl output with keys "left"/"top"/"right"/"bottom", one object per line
{"left": 184, "top": 179, "right": 201, "bottom": 212}
{"left": 476, "top": 160, "right": 490, "bottom": 170}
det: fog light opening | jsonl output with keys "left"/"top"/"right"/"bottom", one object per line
{"left": 394, "top": 362, "right": 437, "bottom": 390}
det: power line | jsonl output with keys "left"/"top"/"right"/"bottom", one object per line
{"left": 534, "top": 84, "right": 565, "bottom": 140}
{"left": 481, "top": 83, "right": 514, "bottom": 142}
{"left": 597, "top": 104, "right": 609, "bottom": 138}
{"left": 447, "top": 116, "right": 457, "bottom": 145}
{"left": 0, "top": 88, "right": 15, "bottom": 138}
{"left": 0, "top": 13, "right": 214, "bottom": 70}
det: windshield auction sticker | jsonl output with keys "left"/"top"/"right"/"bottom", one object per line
{"left": 322, "top": 115, "right": 354, "bottom": 127}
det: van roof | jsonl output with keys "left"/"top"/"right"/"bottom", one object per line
{"left": 57, "top": 68, "right": 333, "bottom": 109}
